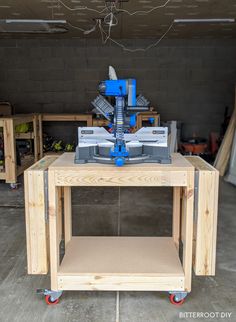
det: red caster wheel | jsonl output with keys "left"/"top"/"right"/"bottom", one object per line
{"left": 169, "top": 294, "right": 185, "bottom": 306}
{"left": 45, "top": 295, "right": 59, "bottom": 305}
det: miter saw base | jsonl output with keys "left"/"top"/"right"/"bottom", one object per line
{"left": 75, "top": 127, "right": 171, "bottom": 165}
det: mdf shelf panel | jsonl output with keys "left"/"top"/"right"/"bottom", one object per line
{"left": 57, "top": 237, "right": 185, "bottom": 291}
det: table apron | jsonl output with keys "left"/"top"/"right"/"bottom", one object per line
{"left": 53, "top": 170, "right": 189, "bottom": 187}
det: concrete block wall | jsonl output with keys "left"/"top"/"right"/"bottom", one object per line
{"left": 0, "top": 38, "right": 236, "bottom": 138}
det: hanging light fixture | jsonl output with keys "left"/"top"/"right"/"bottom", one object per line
{"left": 174, "top": 18, "right": 235, "bottom": 24}
{"left": 0, "top": 19, "right": 68, "bottom": 34}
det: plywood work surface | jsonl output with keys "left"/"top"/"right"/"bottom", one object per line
{"left": 50, "top": 153, "right": 193, "bottom": 171}
{"left": 58, "top": 237, "right": 184, "bottom": 276}
{"left": 49, "top": 153, "right": 193, "bottom": 187}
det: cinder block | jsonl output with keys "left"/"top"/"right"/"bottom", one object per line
{"left": 43, "top": 103, "right": 64, "bottom": 113}
{"left": 42, "top": 80, "right": 75, "bottom": 92}
{"left": 6, "top": 69, "right": 29, "bottom": 81}
{"left": 24, "top": 81, "right": 42, "bottom": 92}
{"left": 0, "top": 40, "right": 17, "bottom": 47}
{"left": 15, "top": 103, "right": 42, "bottom": 114}
{"left": 30, "top": 47, "right": 52, "bottom": 58}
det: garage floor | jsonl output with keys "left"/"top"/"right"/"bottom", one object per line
{"left": 0, "top": 178, "right": 235, "bottom": 322}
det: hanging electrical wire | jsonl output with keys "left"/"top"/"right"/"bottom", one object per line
{"left": 58, "top": 0, "right": 171, "bottom": 15}
{"left": 98, "top": 19, "right": 113, "bottom": 44}
{"left": 58, "top": 0, "right": 108, "bottom": 14}
{"left": 54, "top": 0, "right": 175, "bottom": 51}
{"left": 68, "top": 20, "right": 98, "bottom": 34}
{"left": 113, "top": 0, "right": 172, "bottom": 16}
{"left": 99, "top": 20, "right": 108, "bottom": 43}
{"left": 104, "top": 12, "right": 118, "bottom": 27}
{"left": 98, "top": 20, "right": 174, "bottom": 52}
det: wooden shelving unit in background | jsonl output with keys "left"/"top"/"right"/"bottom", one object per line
{"left": 136, "top": 111, "right": 160, "bottom": 129}
{"left": 39, "top": 112, "right": 159, "bottom": 157}
{"left": 92, "top": 111, "right": 160, "bottom": 130}
{"left": 92, "top": 118, "right": 109, "bottom": 127}
{"left": 0, "top": 114, "right": 41, "bottom": 184}
{"left": 41, "top": 114, "right": 93, "bottom": 123}
{"left": 39, "top": 114, "right": 93, "bottom": 157}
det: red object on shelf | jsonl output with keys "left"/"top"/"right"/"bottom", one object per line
{"left": 209, "top": 132, "right": 219, "bottom": 155}
{"left": 181, "top": 142, "right": 208, "bottom": 154}
{"left": 180, "top": 137, "right": 208, "bottom": 155}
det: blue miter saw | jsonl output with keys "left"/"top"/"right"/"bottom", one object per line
{"left": 75, "top": 67, "right": 171, "bottom": 166}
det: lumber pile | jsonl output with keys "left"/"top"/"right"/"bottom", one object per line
{"left": 214, "top": 89, "right": 236, "bottom": 176}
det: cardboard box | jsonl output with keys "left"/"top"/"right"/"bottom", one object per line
{"left": 0, "top": 102, "right": 13, "bottom": 116}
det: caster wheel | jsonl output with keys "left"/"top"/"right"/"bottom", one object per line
{"left": 45, "top": 295, "right": 59, "bottom": 305}
{"left": 10, "top": 183, "right": 18, "bottom": 190}
{"left": 169, "top": 294, "right": 185, "bottom": 306}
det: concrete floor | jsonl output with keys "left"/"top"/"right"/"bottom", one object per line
{"left": 0, "top": 177, "right": 235, "bottom": 322}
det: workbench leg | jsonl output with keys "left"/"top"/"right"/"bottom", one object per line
{"left": 64, "top": 186, "right": 72, "bottom": 248}
{"left": 87, "top": 115, "right": 93, "bottom": 127}
{"left": 182, "top": 171, "right": 194, "bottom": 292}
{"left": 38, "top": 114, "right": 43, "bottom": 159}
{"left": 136, "top": 115, "right": 142, "bottom": 129}
{"left": 4, "top": 119, "right": 17, "bottom": 183}
{"left": 58, "top": 187, "right": 63, "bottom": 243}
{"left": 154, "top": 115, "right": 158, "bottom": 127}
{"left": 172, "top": 187, "right": 181, "bottom": 250}
{"left": 33, "top": 115, "right": 39, "bottom": 162}
{"left": 48, "top": 170, "right": 60, "bottom": 291}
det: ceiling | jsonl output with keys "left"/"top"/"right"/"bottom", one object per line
{"left": 0, "top": 0, "right": 236, "bottom": 39}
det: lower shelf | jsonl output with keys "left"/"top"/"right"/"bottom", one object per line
{"left": 57, "top": 237, "right": 185, "bottom": 291}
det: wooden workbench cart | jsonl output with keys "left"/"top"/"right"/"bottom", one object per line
{"left": 24, "top": 153, "right": 219, "bottom": 305}
{"left": 0, "top": 114, "right": 41, "bottom": 186}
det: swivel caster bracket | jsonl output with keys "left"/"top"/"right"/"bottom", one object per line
{"left": 169, "top": 291, "right": 188, "bottom": 306}
{"left": 37, "top": 289, "right": 63, "bottom": 305}
{"left": 10, "top": 183, "right": 20, "bottom": 190}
